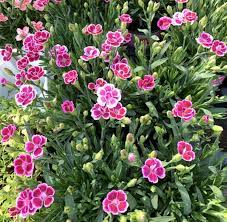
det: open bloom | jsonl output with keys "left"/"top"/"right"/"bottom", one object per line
{"left": 91, "top": 103, "right": 110, "bottom": 120}
{"left": 16, "top": 188, "right": 37, "bottom": 218}
{"left": 61, "top": 100, "right": 75, "bottom": 113}
{"left": 102, "top": 190, "right": 129, "bottom": 215}
{"left": 119, "top": 14, "right": 132, "bottom": 24}
{"left": 8, "top": 207, "right": 20, "bottom": 217}
{"left": 26, "top": 66, "right": 45, "bottom": 81}
{"left": 182, "top": 9, "right": 198, "bottom": 23}
{"left": 0, "top": 77, "right": 7, "bottom": 85}
{"left": 111, "top": 62, "right": 132, "bottom": 80}
{"left": 172, "top": 99, "right": 196, "bottom": 122}
{"left": 56, "top": 52, "right": 72, "bottom": 67}
{"left": 196, "top": 32, "right": 213, "bottom": 48}
{"left": 63, "top": 70, "right": 78, "bottom": 85}
{"left": 177, "top": 141, "right": 195, "bottom": 161}
{"left": 25, "top": 135, "right": 47, "bottom": 159}
{"left": 34, "top": 30, "right": 51, "bottom": 44}
{"left": 0, "top": 13, "right": 8, "bottom": 22}
{"left": 14, "top": 0, "right": 31, "bottom": 11}
{"left": 15, "top": 71, "right": 27, "bottom": 87}
{"left": 0, "top": 44, "right": 13, "bottom": 62}
{"left": 105, "top": 31, "right": 124, "bottom": 47}
{"left": 33, "top": 0, "right": 49, "bottom": 11}
{"left": 80, "top": 46, "right": 100, "bottom": 61}
{"left": 16, "top": 26, "right": 29, "bottom": 41}
{"left": 32, "top": 183, "right": 55, "bottom": 209}
{"left": 26, "top": 51, "right": 40, "bottom": 62}
{"left": 15, "top": 85, "right": 37, "bottom": 107}
{"left": 97, "top": 83, "right": 121, "bottom": 108}
{"left": 23, "top": 34, "right": 44, "bottom": 52}
{"left": 137, "top": 75, "right": 155, "bottom": 91}
{"left": 211, "top": 40, "right": 227, "bottom": 57}
{"left": 83, "top": 24, "right": 103, "bottom": 35}
{"left": 16, "top": 56, "right": 29, "bottom": 70}
{"left": 109, "top": 102, "right": 127, "bottom": 120}
{"left": 1, "top": 124, "right": 16, "bottom": 143}
{"left": 157, "top": 16, "right": 172, "bottom": 30}
{"left": 32, "top": 21, "right": 44, "bottom": 31}
{"left": 175, "top": 0, "right": 188, "bottom": 3}
{"left": 142, "top": 158, "right": 166, "bottom": 183}
{"left": 88, "top": 78, "right": 107, "bottom": 92}
{"left": 14, "top": 154, "right": 34, "bottom": 177}
{"left": 171, "top": 12, "right": 184, "bottom": 26}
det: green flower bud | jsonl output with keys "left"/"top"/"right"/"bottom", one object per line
{"left": 139, "top": 135, "right": 146, "bottom": 144}
{"left": 116, "top": 4, "right": 121, "bottom": 12}
{"left": 83, "top": 110, "right": 88, "bottom": 117}
{"left": 212, "top": 125, "right": 223, "bottom": 134}
{"left": 122, "top": 2, "right": 128, "bottom": 13}
{"left": 121, "top": 117, "right": 132, "bottom": 125}
{"left": 211, "top": 66, "right": 221, "bottom": 72}
{"left": 172, "top": 154, "right": 182, "bottom": 162}
{"left": 147, "top": 1, "right": 154, "bottom": 12}
{"left": 46, "top": 117, "right": 53, "bottom": 127}
{"left": 153, "top": 2, "right": 160, "bottom": 12}
{"left": 148, "top": 150, "right": 157, "bottom": 158}
{"left": 107, "top": 70, "right": 113, "bottom": 79}
{"left": 120, "top": 149, "right": 128, "bottom": 160}
{"left": 66, "top": 220, "right": 72, "bottom": 222}
{"left": 185, "top": 95, "right": 192, "bottom": 101}
{"left": 49, "top": 26, "right": 54, "bottom": 34}
{"left": 94, "top": 149, "right": 104, "bottom": 160}
{"left": 126, "top": 104, "right": 133, "bottom": 110}
{"left": 199, "top": 16, "right": 208, "bottom": 28}
{"left": 131, "top": 210, "right": 147, "bottom": 222}
{"left": 82, "top": 162, "right": 94, "bottom": 174}
{"left": 166, "top": 5, "right": 173, "bottom": 15}
{"left": 172, "top": 46, "right": 185, "bottom": 63}
{"left": 126, "top": 133, "right": 135, "bottom": 144}
{"left": 68, "top": 23, "right": 76, "bottom": 32}
{"left": 84, "top": 2, "right": 88, "bottom": 8}
{"left": 119, "top": 215, "right": 127, "bottom": 222}
{"left": 150, "top": 186, "right": 156, "bottom": 193}
{"left": 72, "top": 131, "right": 79, "bottom": 137}
{"left": 175, "top": 164, "right": 186, "bottom": 171}
{"left": 127, "top": 178, "right": 137, "bottom": 188}
{"left": 138, "top": 0, "right": 144, "bottom": 8}
{"left": 154, "top": 126, "right": 165, "bottom": 135}
{"left": 83, "top": 144, "right": 89, "bottom": 151}
{"left": 76, "top": 143, "right": 83, "bottom": 152}
{"left": 64, "top": 206, "right": 70, "bottom": 214}
{"left": 103, "top": 216, "right": 109, "bottom": 222}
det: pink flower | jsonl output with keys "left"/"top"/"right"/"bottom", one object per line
{"left": 91, "top": 103, "right": 110, "bottom": 120}
{"left": 15, "top": 70, "right": 27, "bottom": 87}
{"left": 212, "top": 75, "right": 225, "bottom": 87}
{"left": 0, "top": 77, "right": 8, "bottom": 85}
{"left": 142, "top": 158, "right": 166, "bottom": 183}
{"left": 0, "top": 44, "right": 13, "bottom": 62}
{"left": 124, "top": 32, "right": 132, "bottom": 43}
{"left": 63, "top": 70, "right": 78, "bottom": 85}
{"left": 34, "top": 30, "right": 51, "bottom": 44}
{"left": 15, "top": 85, "right": 37, "bottom": 107}
{"left": 202, "top": 115, "right": 210, "bottom": 124}
{"left": 56, "top": 52, "right": 72, "bottom": 67}
{"left": 102, "top": 190, "right": 129, "bottom": 215}
{"left": 83, "top": 24, "right": 103, "bottom": 35}
{"left": 88, "top": 78, "right": 107, "bottom": 92}
{"left": 14, "top": 0, "right": 31, "bottom": 11}
{"left": 16, "top": 188, "right": 37, "bottom": 218}
{"left": 61, "top": 100, "right": 75, "bottom": 113}
{"left": 111, "top": 62, "right": 132, "bottom": 80}
{"left": 1, "top": 124, "right": 16, "bottom": 143}
{"left": 119, "top": 14, "right": 132, "bottom": 24}
{"left": 106, "top": 31, "right": 124, "bottom": 47}
{"left": 26, "top": 51, "right": 40, "bottom": 62}
{"left": 33, "top": 0, "right": 49, "bottom": 11}
{"left": 16, "top": 26, "right": 29, "bottom": 41}
{"left": 137, "top": 75, "right": 155, "bottom": 91}
{"left": 182, "top": 9, "right": 198, "bottom": 23}
{"left": 171, "top": 12, "right": 184, "bottom": 26}
{"left": 175, "top": 0, "right": 188, "bottom": 3}
{"left": 8, "top": 207, "right": 20, "bottom": 217}
{"left": 196, "top": 32, "right": 213, "bottom": 48}
{"left": 172, "top": 99, "right": 196, "bottom": 122}
{"left": 157, "top": 16, "right": 172, "bottom": 30}
{"left": 0, "top": 13, "right": 8, "bottom": 22}
{"left": 26, "top": 66, "right": 45, "bottom": 81}
{"left": 97, "top": 83, "right": 121, "bottom": 108}
{"left": 177, "top": 141, "right": 195, "bottom": 161}
{"left": 25, "top": 135, "right": 47, "bottom": 159}
{"left": 109, "top": 102, "right": 127, "bottom": 120}
{"left": 101, "top": 42, "right": 112, "bottom": 53}
{"left": 14, "top": 154, "right": 34, "bottom": 177}
{"left": 50, "top": 44, "right": 68, "bottom": 57}
{"left": 16, "top": 56, "right": 29, "bottom": 70}
{"left": 32, "top": 183, "right": 55, "bottom": 209}
{"left": 80, "top": 46, "right": 100, "bottom": 61}
{"left": 23, "top": 34, "right": 44, "bottom": 52}
{"left": 128, "top": 153, "right": 136, "bottom": 162}
{"left": 32, "top": 21, "right": 44, "bottom": 32}
{"left": 211, "top": 40, "right": 227, "bottom": 57}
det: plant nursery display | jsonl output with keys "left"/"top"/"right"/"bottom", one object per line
{"left": 0, "top": 0, "right": 227, "bottom": 222}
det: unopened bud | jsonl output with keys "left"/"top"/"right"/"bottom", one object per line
{"left": 166, "top": 5, "right": 173, "bottom": 15}
{"left": 94, "top": 149, "right": 104, "bottom": 160}
{"left": 185, "top": 95, "right": 192, "bottom": 101}
{"left": 148, "top": 151, "right": 157, "bottom": 158}
{"left": 126, "top": 133, "right": 135, "bottom": 144}
{"left": 171, "top": 153, "right": 182, "bottom": 162}
{"left": 82, "top": 162, "right": 94, "bottom": 174}
{"left": 138, "top": 0, "right": 144, "bottom": 8}
{"left": 175, "top": 164, "right": 186, "bottom": 171}
{"left": 147, "top": 1, "right": 154, "bottom": 12}
{"left": 127, "top": 178, "right": 137, "bottom": 188}
{"left": 212, "top": 125, "right": 223, "bottom": 134}
{"left": 120, "top": 149, "right": 128, "bottom": 160}
{"left": 199, "top": 16, "right": 208, "bottom": 28}
{"left": 121, "top": 117, "right": 131, "bottom": 125}
{"left": 153, "top": 2, "right": 160, "bottom": 11}
{"left": 107, "top": 70, "right": 113, "bottom": 79}
{"left": 83, "top": 110, "right": 88, "bottom": 117}
{"left": 119, "top": 215, "right": 127, "bottom": 222}
{"left": 68, "top": 23, "right": 76, "bottom": 32}
{"left": 128, "top": 153, "right": 136, "bottom": 163}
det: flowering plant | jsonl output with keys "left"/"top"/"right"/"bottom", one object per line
{"left": 0, "top": 0, "right": 226, "bottom": 221}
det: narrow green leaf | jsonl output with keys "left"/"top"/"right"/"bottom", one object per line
{"left": 150, "top": 216, "right": 175, "bottom": 222}
{"left": 151, "top": 194, "right": 158, "bottom": 210}
{"left": 209, "top": 185, "right": 225, "bottom": 202}
{"left": 151, "top": 58, "right": 168, "bottom": 70}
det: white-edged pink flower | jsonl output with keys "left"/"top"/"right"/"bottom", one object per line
{"left": 15, "top": 71, "right": 27, "bottom": 87}
{"left": 61, "top": 100, "right": 75, "bottom": 113}
{"left": 0, "top": 44, "right": 13, "bottom": 62}
{"left": 23, "top": 34, "right": 44, "bottom": 52}
{"left": 16, "top": 56, "right": 29, "bottom": 70}
{"left": 83, "top": 24, "right": 103, "bottom": 35}
{"left": 137, "top": 75, "right": 155, "bottom": 91}
{"left": 109, "top": 102, "right": 127, "bottom": 120}
{"left": 32, "top": 21, "right": 44, "bottom": 32}
{"left": 0, "top": 13, "right": 8, "bottom": 22}
{"left": 211, "top": 40, "right": 227, "bottom": 57}
{"left": 26, "top": 66, "right": 45, "bottom": 81}
{"left": 63, "top": 70, "right": 78, "bottom": 85}
{"left": 1, "top": 124, "right": 16, "bottom": 143}
{"left": 111, "top": 62, "right": 132, "bottom": 80}
{"left": 14, "top": 154, "right": 34, "bottom": 177}
{"left": 119, "top": 14, "right": 132, "bottom": 24}
{"left": 182, "top": 9, "right": 198, "bottom": 23}
{"left": 16, "top": 26, "right": 29, "bottom": 41}
{"left": 171, "top": 12, "right": 184, "bottom": 26}
{"left": 196, "top": 32, "right": 213, "bottom": 48}
{"left": 91, "top": 103, "right": 110, "bottom": 120}
{"left": 34, "top": 30, "right": 51, "bottom": 44}
{"left": 97, "top": 83, "right": 121, "bottom": 108}
{"left": 105, "top": 31, "right": 124, "bottom": 47}
{"left": 88, "top": 78, "right": 107, "bottom": 92}
{"left": 56, "top": 52, "right": 72, "bottom": 67}
{"left": 177, "top": 141, "right": 195, "bottom": 161}
{"left": 15, "top": 85, "right": 37, "bottom": 107}
{"left": 26, "top": 51, "right": 40, "bottom": 62}
{"left": 157, "top": 16, "right": 172, "bottom": 30}
{"left": 80, "top": 46, "right": 100, "bottom": 61}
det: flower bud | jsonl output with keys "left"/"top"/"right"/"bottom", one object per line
{"left": 171, "top": 153, "right": 182, "bottom": 162}
{"left": 172, "top": 46, "right": 185, "bottom": 63}
{"left": 127, "top": 178, "right": 137, "bottom": 188}
{"left": 66, "top": 220, "right": 72, "bottom": 222}
{"left": 102, "top": 216, "right": 109, "bottom": 222}
{"left": 199, "top": 16, "right": 208, "bottom": 28}
{"left": 211, "top": 66, "right": 221, "bottom": 72}
{"left": 46, "top": 117, "right": 53, "bottom": 127}
{"left": 126, "top": 133, "right": 135, "bottom": 144}
{"left": 128, "top": 153, "right": 136, "bottom": 162}
{"left": 84, "top": 2, "right": 88, "bottom": 8}
{"left": 94, "top": 149, "right": 104, "bottom": 160}
{"left": 119, "top": 216, "right": 127, "bottom": 222}
{"left": 122, "top": 2, "right": 128, "bottom": 13}
{"left": 148, "top": 151, "right": 157, "bottom": 158}
{"left": 133, "top": 210, "right": 147, "bottom": 222}
{"left": 83, "top": 110, "right": 88, "bottom": 117}
{"left": 166, "top": 5, "right": 173, "bottom": 15}
{"left": 153, "top": 2, "right": 160, "bottom": 12}
{"left": 175, "top": 164, "right": 186, "bottom": 171}
{"left": 147, "top": 1, "right": 154, "bottom": 12}
{"left": 150, "top": 186, "right": 156, "bottom": 193}
{"left": 120, "top": 149, "right": 128, "bottom": 160}
{"left": 212, "top": 125, "right": 223, "bottom": 134}
{"left": 126, "top": 104, "right": 133, "bottom": 110}
{"left": 139, "top": 135, "right": 146, "bottom": 144}
{"left": 82, "top": 162, "right": 94, "bottom": 174}
{"left": 68, "top": 23, "right": 76, "bottom": 32}
{"left": 76, "top": 143, "right": 83, "bottom": 152}
{"left": 154, "top": 126, "right": 165, "bottom": 135}
{"left": 138, "top": 0, "right": 144, "bottom": 8}
{"left": 107, "top": 70, "right": 113, "bottom": 79}
{"left": 185, "top": 95, "right": 192, "bottom": 101}
{"left": 121, "top": 117, "right": 131, "bottom": 125}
